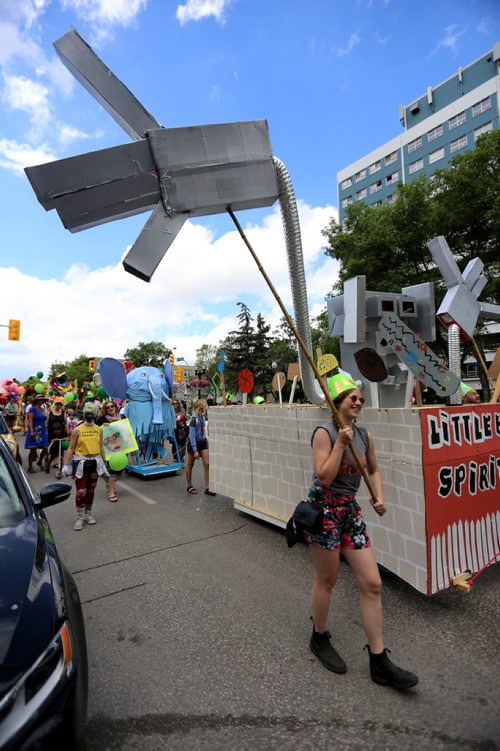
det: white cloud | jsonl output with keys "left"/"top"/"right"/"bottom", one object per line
{"left": 0, "top": 137, "right": 56, "bottom": 173}
{"left": 476, "top": 19, "right": 489, "bottom": 35}
{"left": 0, "top": 21, "right": 44, "bottom": 66}
{"left": 35, "top": 55, "right": 75, "bottom": 97}
{"left": 429, "top": 25, "right": 466, "bottom": 57}
{"left": 334, "top": 32, "right": 361, "bottom": 57}
{"left": 0, "top": 0, "right": 50, "bottom": 28}
{"left": 1, "top": 201, "right": 339, "bottom": 380}
{"left": 57, "top": 123, "right": 98, "bottom": 145}
{"left": 176, "top": 0, "right": 232, "bottom": 26}
{"left": 60, "top": 0, "right": 148, "bottom": 27}
{"left": 209, "top": 83, "right": 221, "bottom": 101}
{"left": 2, "top": 73, "right": 52, "bottom": 140}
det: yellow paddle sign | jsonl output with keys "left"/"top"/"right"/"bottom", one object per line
{"left": 317, "top": 354, "right": 338, "bottom": 376}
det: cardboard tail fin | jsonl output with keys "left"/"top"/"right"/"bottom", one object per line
{"left": 122, "top": 204, "right": 189, "bottom": 282}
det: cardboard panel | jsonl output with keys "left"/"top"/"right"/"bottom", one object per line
{"left": 54, "top": 28, "right": 160, "bottom": 140}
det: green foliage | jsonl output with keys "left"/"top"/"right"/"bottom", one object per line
{"left": 195, "top": 344, "right": 218, "bottom": 374}
{"left": 311, "top": 309, "right": 340, "bottom": 361}
{"left": 322, "top": 177, "right": 439, "bottom": 295}
{"left": 432, "top": 129, "right": 500, "bottom": 303}
{"left": 49, "top": 354, "right": 92, "bottom": 385}
{"left": 323, "top": 130, "right": 499, "bottom": 304}
{"left": 123, "top": 341, "right": 170, "bottom": 369}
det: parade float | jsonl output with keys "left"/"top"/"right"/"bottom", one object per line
{"left": 24, "top": 29, "right": 500, "bottom": 594}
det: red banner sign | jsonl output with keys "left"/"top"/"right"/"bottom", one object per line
{"left": 420, "top": 404, "right": 500, "bottom": 593}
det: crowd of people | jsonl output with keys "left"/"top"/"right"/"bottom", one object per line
{"left": 12, "top": 390, "right": 218, "bottom": 529}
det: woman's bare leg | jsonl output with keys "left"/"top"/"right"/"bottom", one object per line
{"left": 343, "top": 548, "right": 384, "bottom": 652}
{"left": 309, "top": 546, "right": 341, "bottom": 632}
{"left": 199, "top": 448, "right": 210, "bottom": 489}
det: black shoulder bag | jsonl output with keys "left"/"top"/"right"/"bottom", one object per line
{"left": 285, "top": 500, "right": 323, "bottom": 548}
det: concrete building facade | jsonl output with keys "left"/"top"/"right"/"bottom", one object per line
{"left": 337, "top": 43, "right": 500, "bottom": 222}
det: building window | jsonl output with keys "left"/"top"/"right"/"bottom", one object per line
{"left": 356, "top": 188, "right": 367, "bottom": 200}
{"left": 472, "top": 97, "right": 491, "bottom": 117}
{"left": 355, "top": 169, "right": 366, "bottom": 182}
{"left": 385, "top": 151, "right": 398, "bottom": 166}
{"left": 341, "top": 177, "right": 352, "bottom": 190}
{"left": 369, "top": 160, "right": 381, "bottom": 175}
{"left": 386, "top": 171, "right": 399, "bottom": 185}
{"left": 408, "top": 158, "right": 423, "bottom": 175}
{"left": 370, "top": 180, "right": 382, "bottom": 194}
{"left": 464, "top": 363, "right": 478, "bottom": 378}
{"left": 428, "top": 124, "right": 444, "bottom": 142}
{"left": 474, "top": 122, "right": 493, "bottom": 141}
{"left": 450, "top": 135, "right": 468, "bottom": 153}
{"left": 429, "top": 147, "right": 445, "bottom": 164}
{"left": 387, "top": 193, "right": 396, "bottom": 204}
{"left": 373, "top": 200, "right": 383, "bottom": 206}
{"left": 341, "top": 196, "right": 353, "bottom": 209}
{"left": 449, "top": 111, "right": 466, "bottom": 130}
{"left": 408, "top": 136, "right": 422, "bottom": 153}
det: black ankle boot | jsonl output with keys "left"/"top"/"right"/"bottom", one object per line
{"left": 310, "top": 627, "right": 347, "bottom": 674}
{"left": 365, "top": 645, "right": 418, "bottom": 688}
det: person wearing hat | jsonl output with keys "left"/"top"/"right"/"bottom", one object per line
{"left": 459, "top": 382, "right": 481, "bottom": 405}
{"left": 45, "top": 398, "right": 68, "bottom": 473}
{"left": 303, "top": 373, "right": 418, "bottom": 689}
{"left": 24, "top": 394, "right": 49, "bottom": 472}
{"left": 62, "top": 401, "right": 109, "bottom": 530}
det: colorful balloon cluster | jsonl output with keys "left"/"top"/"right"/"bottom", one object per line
{"left": 0, "top": 378, "right": 24, "bottom": 403}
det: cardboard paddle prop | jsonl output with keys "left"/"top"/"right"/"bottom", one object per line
{"left": 354, "top": 348, "right": 388, "bottom": 383}
{"left": 379, "top": 314, "right": 459, "bottom": 397}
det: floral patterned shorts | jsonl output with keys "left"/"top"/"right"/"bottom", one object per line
{"left": 303, "top": 485, "right": 371, "bottom": 551}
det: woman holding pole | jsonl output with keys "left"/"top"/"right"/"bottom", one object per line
{"left": 304, "top": 373, "right": 418, "bottom": 689}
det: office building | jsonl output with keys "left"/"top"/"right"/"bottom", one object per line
{"left": 337, "top": 42, "right": 500, "bottom": 223}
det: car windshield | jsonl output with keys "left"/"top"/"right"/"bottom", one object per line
{"left": 0, "top": 450, "right": 26, "bottom": 525}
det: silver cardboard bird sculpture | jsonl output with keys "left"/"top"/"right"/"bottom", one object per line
{"left": 25, "top": 29, "right": 279, "bottom": 283}
{"left": 24, "top": 29, "right": 334, "bottom": 406}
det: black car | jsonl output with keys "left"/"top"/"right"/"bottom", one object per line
{"left": 0, "top": 437, "right": 88, "bottom": 749}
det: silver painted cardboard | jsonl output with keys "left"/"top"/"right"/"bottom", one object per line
{"left": 54, "top": 28, "right": 159, "bottom": 140}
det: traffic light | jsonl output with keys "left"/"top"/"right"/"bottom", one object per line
{"left": 88, "top": 359, "right": 96, "bottom": 372}
{"left": 176, "top": 366, "right": 183, "bottom": 383}
{"left": 170, "top": 352, "right": 175, "bottom": 367}
{"left": 8, "top": 319, "right": 21, "bottom": 341}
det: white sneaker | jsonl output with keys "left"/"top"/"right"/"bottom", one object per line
{"left": 74, "top": 516, "right": 84, "bottom": 531}
{"left": 83, "top": 512, "right": 96, "bottom": 525}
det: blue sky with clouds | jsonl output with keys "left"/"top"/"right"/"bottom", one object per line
{"left": 0, "top": 0, "right": 498, "bottom": 380}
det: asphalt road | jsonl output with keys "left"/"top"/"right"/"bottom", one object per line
{"left": 24, "top": 449, "right": 499, "bottom": 750}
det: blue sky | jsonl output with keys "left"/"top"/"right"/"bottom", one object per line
{"left": 0, "top": 0, "right": 498, "bottom": 380}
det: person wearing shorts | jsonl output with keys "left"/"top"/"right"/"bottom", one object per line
{"left": 305, "top": 373, "right": 418, "bottom": 689}
{"left": 185, "top": 399, "right": 216, "bottom": 496}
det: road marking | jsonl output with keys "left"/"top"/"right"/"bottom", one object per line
{"left": 116, "top": 480, "right": 157, "bottom": 505}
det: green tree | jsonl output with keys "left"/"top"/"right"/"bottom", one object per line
{"left": 222, "top": 302, "right": 256, "bottom": 390}
{"left": 252, "top": 313, "right": 273, "bottom": 396}
{"left": 195, "top": 344, "right": 218, "bottom": 374}
{"left": 323, "top": 130, "right": 499, "bottom": 302}
{"left": 49, "top": 354, "right": 92, "bottom": 385}
{"left": 322, "top": 130, "right": 500, "bottom": 396}
{"left": 123, "top": 341, "right": 171, "bottom": 369}
{"left": 322, "top": 177, "right": 439, "bottom": 295}
{"left": 432, "top": 129, "right": 500, "bottom": 303}
{"left": 311, "top": 309, "right": 340, "bottom": 362}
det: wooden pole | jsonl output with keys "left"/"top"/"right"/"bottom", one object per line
{"left": 471, "top": 337, "right": 492, "bottom": 385}
{"left": 227, "top": 207, "right": 378, "bottom": 505}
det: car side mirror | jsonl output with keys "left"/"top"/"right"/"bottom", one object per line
{"left": 36, "top": 482, "right": 72, "bottom": 509}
